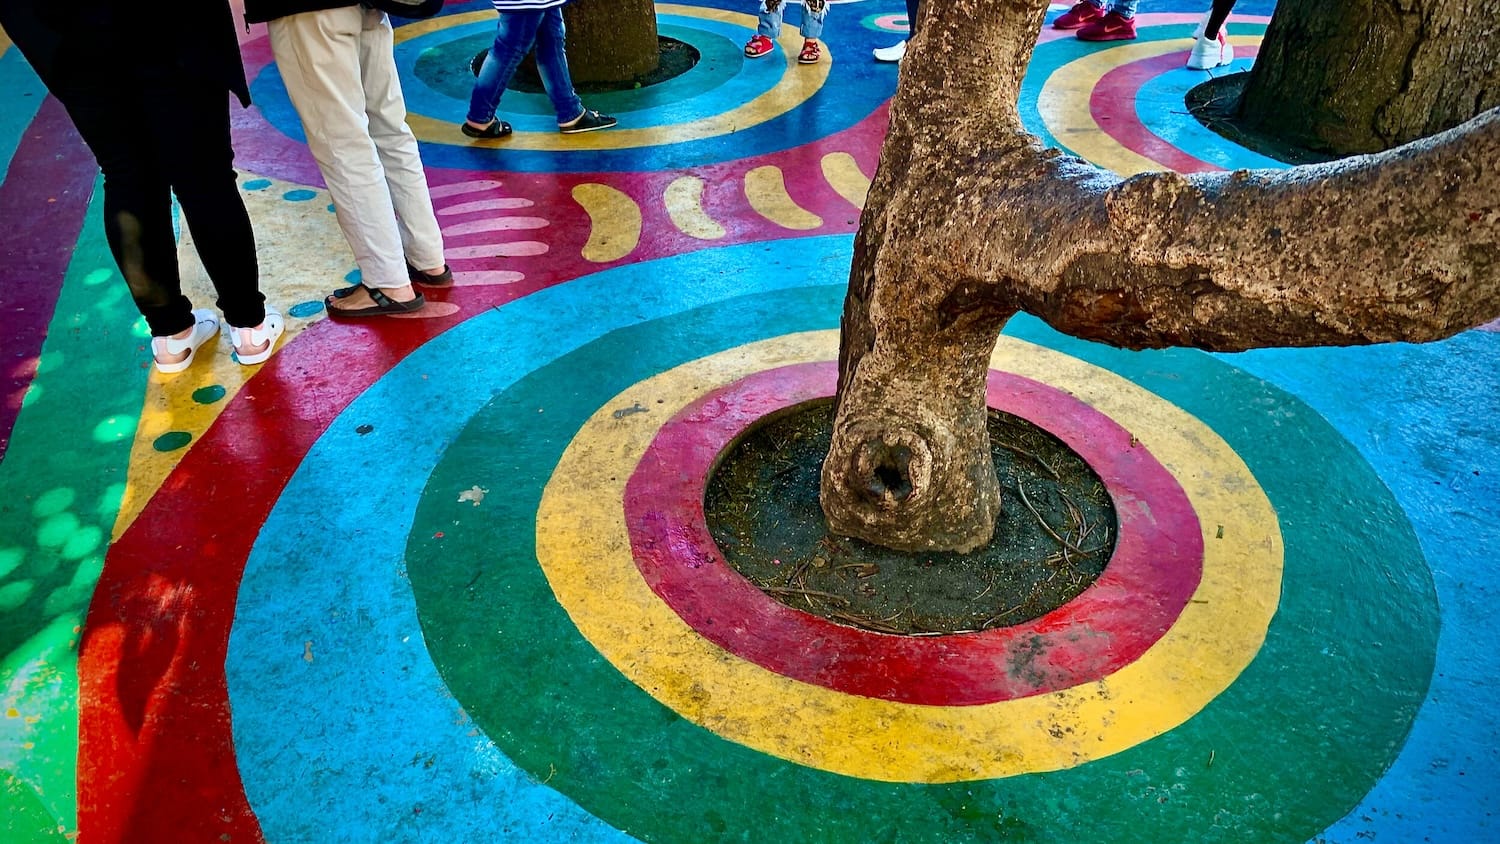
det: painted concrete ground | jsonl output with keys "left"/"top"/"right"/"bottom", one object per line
{"left": 1, "top": 2, "right": 1496, "bottom": 842}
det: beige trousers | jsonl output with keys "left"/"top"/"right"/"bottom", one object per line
{"left": 268, "top": 6, "right": 445, "bottom": 289}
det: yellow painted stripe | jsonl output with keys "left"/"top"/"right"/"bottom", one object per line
{"left": 113, "top": 176, "right": 351, "bottom": 538}
{"left": 1039, "top": 36, "right": 1263, "bottom": 176}
{"left": 572, "top": 183, "right": 641, "bottom": 263}
{"left": 745, "top": 166, "right": 823, "bottom": 230}
{"left": 663, "top": 176, "right": 726, "bottom": 240}
{"left": 535, "top": 331, "right": 1281, "bottom": 782}
{"left": 820, "top": 152, "right": 871, "bottom": 210}
{"left": 401, "top": 6, "right": 829, "bottom": 151}
{"left": 0, "top": 25, "right": 12, "bottom": 57}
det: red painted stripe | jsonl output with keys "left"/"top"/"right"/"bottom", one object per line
{"left": 625, "top": 362, "right": 1203, "bottom": 707}
{"left": 73, "top": 91, "right": 891, "bottom": 836}
{"left": 0, "top": 97, "right": 98, "bottom": 459}
{"left": 1089, "top": 46, "right": 1261, "bottom": 174}
{"left": 77, "top": 318, "right": 472, "bottom": 843}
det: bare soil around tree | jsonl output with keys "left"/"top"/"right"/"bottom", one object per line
{"left": 706, "top": 401, "right": 1117, "bottom": 635}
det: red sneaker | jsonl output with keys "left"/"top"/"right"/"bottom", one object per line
{"left": 1077, "top": 11, "right": 1137, "bottom": 41}
{"left": 1053, "top": 2, "right": 1105, "bottom": 30}
{"left": 744, "top": 34, "right": 774, "bottom": 58}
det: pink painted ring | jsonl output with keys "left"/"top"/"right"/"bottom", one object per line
{"left": 1090, "top": 47, "right": 1262, "bottom": 174}
{"left": 624, "top": 361, "right": 1203, "bottom": 706}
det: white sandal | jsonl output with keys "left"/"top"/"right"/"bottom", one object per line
{"left": 225, "top": 307, "right": 286, "bottom": 366}
{"left": 151, "top": 309, "right": 220, "bottom": 374}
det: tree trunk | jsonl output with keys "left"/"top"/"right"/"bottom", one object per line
{"left": 1239, "top": 0, "right": 1499, "bottom": 154}
{"left": 819, "top": 0, "right": 1500, "bottom": 552}
{"left": 563, "top": 0, "right": 659, "bottom": 84}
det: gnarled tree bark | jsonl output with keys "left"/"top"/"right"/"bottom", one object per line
{"left": 1240, "top": 0, "right": 1498, "bottom": 155}
{"left": 821, "top": 0, "right": 1499, "bottom": 552}
{"left": 564, "top": 0, "right": 659, "bottom": 84}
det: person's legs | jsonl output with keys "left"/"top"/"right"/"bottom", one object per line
{"left": 61, "top": 86, "right": 196, "bottom": 338}
{"left": 799, "top": 0, "right": 828, "bottom": 40}
{"left": 1107, "top": 0, "right": 1139, "bottom": 19}
{"left": 1205, "top": 0, "right": 1236, "bottom": 38}
{"left": 745, "top": 1, "right": 782, "bottom": 57}
{"left": 757, "top": 1, "right": 785, "bottom": 39}
{"left": 269, "top": 7, "right": 418, "bottom": 304}
{"left": 467, "top": 11, "right": 544, "bottom": 127}
{"left": 1188, "top": 0, "right": 1236, "bottom": 68}
{"left": 143, "top": 77, "right": 266, "bottom": 332}
{"left": 0, "top": 13, "right": 230, "bottom": 368}
{"left": 356, "top": 8, "right": 446, "bottom": 276}
{"left": 533, "top": 8, "right": 586, "bottom": 124}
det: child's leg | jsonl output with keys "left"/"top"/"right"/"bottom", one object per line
{"left": 1107, "top": 0, "right": 1138, "bottom": 18}
{"left": 800, "top": 0, "right": 828, "bottom": 40}
{"left": 757, "top": 1, "right": 785, "bottom": 38}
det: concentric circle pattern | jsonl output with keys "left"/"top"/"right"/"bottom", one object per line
{"left": 223, "top": 237, "right": 1436, "bottom": 842}
{"left": 619, "top": 361, "right": 1200, "bottom": 706}
{"left": 8, "top": 3, "right": 1488, "bottom": 844}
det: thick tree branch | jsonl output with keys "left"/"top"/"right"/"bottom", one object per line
{"left": 823, "top": 0, "right": 1498, "bottom": 552}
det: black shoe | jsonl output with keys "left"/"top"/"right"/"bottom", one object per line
{"left": 559, "top": 109, "right": 617, "bottom": 134}
{"left": 461, "top": 119, "right": 512, "bottom": 139}
{"left": 407, "top": 262, "right": 452, "bottom": 287}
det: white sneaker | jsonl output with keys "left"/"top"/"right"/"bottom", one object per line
{"left": 1187, "top": 26, "right": 1233, "bottom": 70}
{"left": 225, "top": 307, "right": 286, "bottom": 366}
{"left": 151, "top": 309, "right": 219, "bottom": 374}
{"left": 873, "top": 40, "right": 907, "bottom": 62}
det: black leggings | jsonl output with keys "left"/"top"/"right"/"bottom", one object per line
{"left": 1204, "top": 0, "right": 1237, "bottom": 38}
{"left": 16, "top": 41, "right": 265, "bottom": 337}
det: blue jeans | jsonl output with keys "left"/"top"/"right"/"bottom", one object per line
{"left": 467, "top": 9, "right": 584, "bottom": 126}
{"left": 757, "top": 0, "right": 827, "bottom": 41}
{"left": 1088, "top": 0, "right": 1139, "bottom": 18}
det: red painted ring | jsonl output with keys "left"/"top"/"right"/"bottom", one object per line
{"left": 624, "top": 361, "right": 1204, "bottom": 707}
{"left": 1089, "top": 47, "right": 1262, "bottom": 174}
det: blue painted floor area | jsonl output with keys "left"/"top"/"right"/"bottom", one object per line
{"left": 1228, "top": 336, "right": 1500, "bottom": 843}
{"left": 1, "top": 1, "right": 1498, "bottom": 842}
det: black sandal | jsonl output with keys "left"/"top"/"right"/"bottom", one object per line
{"left": 461, "top": 119, "right": 512, "bottom": 139}
{"left": 407, "top": 262, "right": 453, "bottom": 287}
{"left": 325, "top": 284, "right": 425, "bottom": 318}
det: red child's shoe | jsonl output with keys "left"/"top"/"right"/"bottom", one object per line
{"left": 1077, "top": 11, "right": 1137, "bottom": 41}
{"left": 744, "top": 34, "right": 774, "bottom": 58}
{"left": 797, "top": 40, "right": 822, "bottom": 64}
{"left": 1052, "top": 1, "right": 1104, "bottom": 30}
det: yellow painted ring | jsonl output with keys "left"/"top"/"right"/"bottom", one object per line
{"left": 398, "top": 5, "right": 831, "bottom": 152}
{"left": 535, "top": 331, "right": 1282, "bottom": 782}
{"left": 1037, "top": 35, "right": 1263, "bottom": 176}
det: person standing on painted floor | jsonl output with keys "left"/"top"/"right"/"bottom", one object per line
{"left": 462, "top": 0, "right": 618, "bottom": 140}
{"left": 0, "top": 0, "right": 284, "bottom": 372}
{"left": 1187, "top": 0, "right": 1236, "bottom": 70}
{"left": 1052, "top": 0, "right": 1141, "bottom": 41}
{"left": 744, "top": 1, "right": 829, "bottom": 65}
{"left": 874, "top": 0, "right": 919, "bottom": 63}
{"left": 244, "top": 0, "right": 453, "bottom": 318}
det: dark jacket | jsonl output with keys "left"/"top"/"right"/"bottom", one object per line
{"left": 243, "top": 0, "right": 360, "bottom": 25}
{"left": 0, "top": 0, "right": 251, "bottom": 106}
